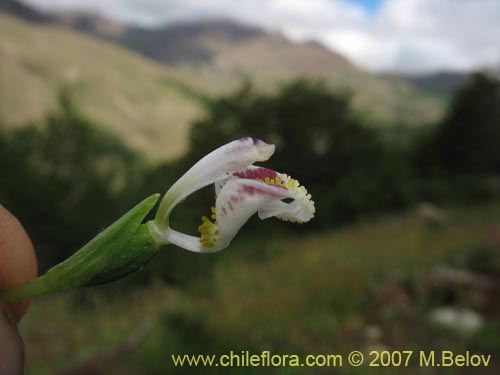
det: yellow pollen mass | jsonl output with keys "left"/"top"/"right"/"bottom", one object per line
{"left": 199, "top": 208, "right": 219, "bottom": 249}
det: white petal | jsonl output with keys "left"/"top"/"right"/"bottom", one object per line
{"left": 218, "top": 167, "right": 315, "bottom": 224}
{"left": 214, "top": 179, "right": 227, "bottom": 196}
{"left": 166, "top": 229, "right": 220, "bottom": 253}
{"left": 155, "top": 138, "right": 275, "bottom": 231}
{"left": 258, "top": 199, "right": 314, "bottom": 223}
{"left": 257, "top": 200, "right": 290, "bottom": 219}
{"left": 261, "top": 173, "right": 315, "bottom": 223}
{"left": 200, "top": 179, "right": 289, "bottom": 251}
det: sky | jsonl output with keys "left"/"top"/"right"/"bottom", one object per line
{"left": 21, "top": 0, "right": 500, "bottom": 74}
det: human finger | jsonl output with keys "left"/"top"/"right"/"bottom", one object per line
{"left": 0, "top": 205, "right": 38, "bottom": 321}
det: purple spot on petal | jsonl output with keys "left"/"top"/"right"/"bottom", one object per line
{"left": 234, "top": 167, "right": 279, "bottom": 181}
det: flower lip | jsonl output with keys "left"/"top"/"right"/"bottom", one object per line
{"left": 198, "top": 170, "right": 314, "bottom": 251}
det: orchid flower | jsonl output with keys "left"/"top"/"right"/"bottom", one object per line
{"left": 0, "top": 137, "right": 314, "bottom": 304}
{"left": 150, "top": 137, "right": 315, "bottom": 253}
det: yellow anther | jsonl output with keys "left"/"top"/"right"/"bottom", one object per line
{"left": 199, "top": 209, "right": 220, "bottom": 249}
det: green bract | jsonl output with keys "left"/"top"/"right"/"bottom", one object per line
{"left": 48, "top": 194, "right": 161, "bottom": 288}
{"left": 0, "top": 194, "right": 161, "bottom": 303}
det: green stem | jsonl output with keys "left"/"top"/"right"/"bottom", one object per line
{"left": 0, "top": 276, "right": 53, "bottom": 304}
{"left": 154, "top": 188, "right": 177, "bottom": 230}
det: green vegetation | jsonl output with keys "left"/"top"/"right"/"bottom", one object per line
{"left": 20, "top": 202, "right": 500, "bottom": 374}
{"left": 416, "top": 73, "right": 500, "bottom": 203}
{"left": 1, "top": 71, "right": 499, "bottom": 374}
{"left": 424, "top": 74, "right": 500, "bottom": 175}
{"left": 1, "top": 73, "right": 498, "bottom": 276}
{"left": 0, "top": 92, "right": 149, "bottom": 270}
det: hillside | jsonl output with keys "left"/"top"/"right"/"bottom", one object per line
{"left": 384, "top": 71, "right": 473, "bottom": 97}
{"left": 58, "top": 15, "right": 445, "bottom": 126}
{"left": 0, "top": 13, "right": 205, "bottom": 160}
{"left": 2, "top": 0, "right": 445, "bottom": 127}
{"left": 175, "top": 29, "right": 445, "bottom": 125}
{"left": 1, "top": 0, "right": 447, "bottom": 164}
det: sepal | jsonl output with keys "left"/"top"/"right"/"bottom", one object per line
{"left": 0, "top": 194, "right": 162, "bottom": 303}
{"left": 46, "top": 194, "right": 162, "bottom": 289}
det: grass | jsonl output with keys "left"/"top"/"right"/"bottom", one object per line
{"left": 19, "top": 201, "right": 500, "bottom": 374}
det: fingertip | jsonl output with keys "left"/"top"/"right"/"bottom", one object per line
{"left": 0, "top": 205, "right": 38, "bottom": 321}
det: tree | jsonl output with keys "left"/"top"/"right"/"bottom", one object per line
{"left": 415, "top": 73, "right": 500, "bottom": 203}
{"left": 0, "top": 92, "right": 148, "bottom": 270}
{"left": 435, "top": 73, "right": 500, "bottom": 175}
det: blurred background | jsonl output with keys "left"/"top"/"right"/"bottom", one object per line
{"left": 1, "top": 0, "right": 500, "bottom": 373}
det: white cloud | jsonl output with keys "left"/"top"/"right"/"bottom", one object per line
{"left": 21, "top": 0, "right": 500, "bottom": 73}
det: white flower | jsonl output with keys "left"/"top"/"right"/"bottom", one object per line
{"left": 151, "top": 137, "right": 315, "bottom": 253}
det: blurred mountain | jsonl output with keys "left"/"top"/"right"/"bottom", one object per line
{"left": 106, "top": 19, "right": 267, "bottom": 66}
{"left": 0, "top": 12, "right": 205, "bottom": 160}
{"left": 0, "top": 0, "right": 52, "bottom": 23}
{"left": 54, "top": 13, "right": 444, "bottom": 126}
{"left": 385, "top": 72, "right": 472, "bottom": 97}
{"left": 1, "top": 0, "right": 447, "bottom": 162}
